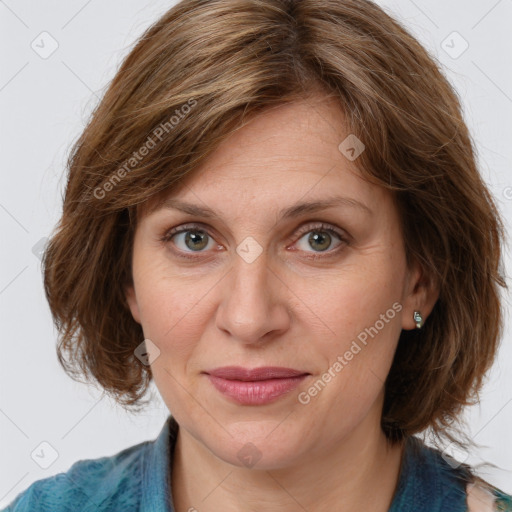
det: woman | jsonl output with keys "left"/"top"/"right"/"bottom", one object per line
{"left": 3, "top": 0, "right": 511, "bottom": 510}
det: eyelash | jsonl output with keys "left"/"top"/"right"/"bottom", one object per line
{"left": 160, "top": 222, "right": 350, "bottom": 261}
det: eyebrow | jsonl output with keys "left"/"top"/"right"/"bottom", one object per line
{"left": 148, "top": 195, "right": 373, "bottom": 220}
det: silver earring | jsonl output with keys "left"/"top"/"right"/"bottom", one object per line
{"left": 413, "top": 311, "right": 424, "bottom": 329}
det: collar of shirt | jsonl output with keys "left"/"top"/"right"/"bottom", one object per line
{"left": 140, "top": 414, "right": 178, "bottom": 512}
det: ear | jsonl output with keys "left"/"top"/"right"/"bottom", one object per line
{"left": 401, "top": 258, "right": 440, "bottom": 331}
{"left": 124, "top": 283, "right": 142, "bottom": 325}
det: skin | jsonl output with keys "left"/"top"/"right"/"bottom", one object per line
{"left": 125, "top": 94, "right": 440, "bottom": 512}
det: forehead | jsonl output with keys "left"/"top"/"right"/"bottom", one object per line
{"left": 140, "top": 97, "right": 387, "bottom": 220}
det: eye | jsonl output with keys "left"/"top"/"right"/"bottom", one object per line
{"left": 292, "top": 222, "right": 349, "bottom": 258}
{"left": 160, "top": 221, "right": 349, "bottom": 260}
{"left": 161, "top": 223, "right": 218, "bottom": 259}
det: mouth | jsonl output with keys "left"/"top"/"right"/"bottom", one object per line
{"left": 203, "top": 366, "right": 310, "bottom": 405}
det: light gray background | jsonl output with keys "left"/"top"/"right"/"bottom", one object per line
{"left": 1, "top": 0, "right": 511, "bottom": 506}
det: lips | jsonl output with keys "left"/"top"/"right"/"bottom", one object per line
{"left": 203, "top": 366, "right": 310, "bottom": 405}
{"left": 205, "top": 366, "right": 308, "bottom": 381}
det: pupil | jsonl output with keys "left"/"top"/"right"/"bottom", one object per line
{"left": 309, "top": 231, "right": 330, "bottom": 251}
{"left": 185, "top": 230, "right": 208, "bottom": 251}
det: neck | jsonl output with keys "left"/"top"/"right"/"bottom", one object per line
{"left": 171, "top": 415, "right": 405, "bottom": 512}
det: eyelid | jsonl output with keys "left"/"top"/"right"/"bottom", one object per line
{"left": 289, "top": 221, "right": 350, "bottom": 244}
{"left": 162, "top": 221, "right": 348, "bottom": 243}
{"left": 162, "top": 222, "right": 221, "bottom": 243}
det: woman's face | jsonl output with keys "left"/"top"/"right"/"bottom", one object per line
{"left": 126, "top": 95, "right": 434, "bottom": 469}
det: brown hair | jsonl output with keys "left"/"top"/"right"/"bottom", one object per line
{"left": 42, "top": 0, "right": 507, "bottom": 448}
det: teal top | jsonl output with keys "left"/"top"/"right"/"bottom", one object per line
{"left": 2, "top": 415, "right": 511, "bottom": 511}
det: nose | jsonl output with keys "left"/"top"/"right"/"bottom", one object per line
{"left": 215, "top": 250, "right": 291, "bottom": 345}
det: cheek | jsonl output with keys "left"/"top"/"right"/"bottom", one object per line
{"left": 295, "top": 256, "right": 404, "bottom": 400}
{"left": 299, "top": 256, "right": 404, "bottom": 345}
{"left": 299, "top": 279, "right": 401, "bottom": 438}
{"left": 132, "top": 255, "right": 217, "bottom": 363}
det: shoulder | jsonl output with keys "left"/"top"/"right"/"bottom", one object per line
{"left": 466, "top": 480, "right": 512, "bottom": 512}
{"left": 1, "top": 439, "right": 151, "bottom": 512}
{"left": 395, "top": 436, "right": 512, "bottom": 512}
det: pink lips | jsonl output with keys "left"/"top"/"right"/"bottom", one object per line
{"left": 204, "top": 366, "right": 309, "bottom": 405}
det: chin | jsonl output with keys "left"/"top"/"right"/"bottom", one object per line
{"left": 203, "top": 423, "right": 306, "bottom": 471}
{"left": 216, "top": 443, "right": 300, "bottom": 471}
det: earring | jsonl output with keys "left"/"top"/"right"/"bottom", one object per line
{"left": 413, "top": 311, "right": 424, "bottom": 329}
